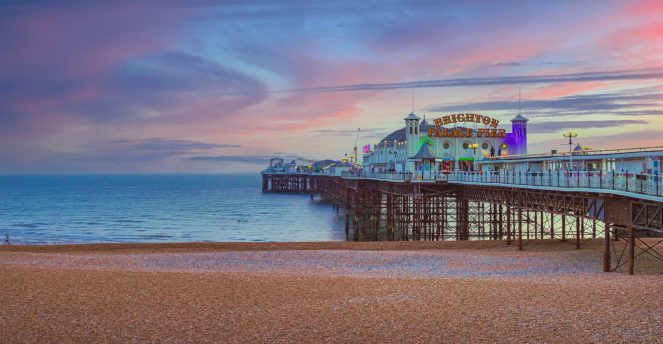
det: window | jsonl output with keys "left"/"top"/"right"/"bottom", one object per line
{"left": 463, "top": 142, "right": 469, "bottom": 149}
{"left": 443, "top": 142, "right": 450, "bottom": 149}
{"left": 409, "top": 127, "right": 413, "bottom": 135}
{"left": 482, "top": 142, "right": 489, "bottom": 150}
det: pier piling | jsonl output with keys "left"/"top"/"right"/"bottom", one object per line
{"left": 261, "top": 172, "right": 662, "bottom": 274}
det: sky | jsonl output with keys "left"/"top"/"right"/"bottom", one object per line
{"left": 1, "top": 0, "right": 662, "bottom": 173}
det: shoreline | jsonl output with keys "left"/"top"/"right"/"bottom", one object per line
{"left": 0, "top": 238, "right": 607, "bottom": 254}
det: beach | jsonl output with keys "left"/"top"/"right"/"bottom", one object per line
{"left": 2, "top": 239, "right": 662, "bottom": 343}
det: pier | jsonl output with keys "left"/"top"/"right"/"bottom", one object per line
{"left": 262, "top": 170, "right": 663, "bottom": 274}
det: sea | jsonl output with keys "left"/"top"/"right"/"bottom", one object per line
{"left": 0, "top": 174, "right": 346, "bottom": 244}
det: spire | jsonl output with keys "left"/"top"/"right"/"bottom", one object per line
{"left": 411, "top": 88, "right": 414, "bottom": 114}
{"left": 511, "top": 114, "right": 529, "bottom": 122}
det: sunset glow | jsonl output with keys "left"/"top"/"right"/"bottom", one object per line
{"left": 1, "top": 0, "right": 662, "bottom": 173}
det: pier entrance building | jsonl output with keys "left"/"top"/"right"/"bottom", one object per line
{"left": 362, "top": 112, "right": 528, "bottom": 173}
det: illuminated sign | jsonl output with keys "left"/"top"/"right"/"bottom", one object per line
{"left": 433, "top": 114, "right": 499, "bottom": 128}
{"left": 428, "top": 113, "right": 506, "bottom": 138}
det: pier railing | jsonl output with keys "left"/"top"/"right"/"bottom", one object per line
{"left": 340, "top": 170, "right": 663, "bottom": 198}
{"left": 451, "top": 170, "right": 663, "bottom": 197}
{"left": 341, "top": 171, "right": 448, "bottom": 182}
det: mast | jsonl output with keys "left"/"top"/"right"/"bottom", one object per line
{"left": 411, "top": 88, "right": 414, "bottom": 113}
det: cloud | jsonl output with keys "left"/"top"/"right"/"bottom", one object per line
{"left": 426, "top": 91, "right": 663, "bottom": 117}
{"left": 311, "top": 128, "right": 387, "bottom": 137}
{"left": 111, "top": 51, "right": 265, "bottom": 97}
{"left": 494, "top": 62, "right": 523, "bottom": 67}
{"left": 61, "top": 138, "right": 243, "bottom": 167}
{"left": 187, "top": 152, "right": 328, "bottom": 165}
{"left": 0, "top": 2, "right": 194, "bottom": 111}
{"left": 531, "top": 129, "right": 663, "bottom": 154}
{"left": 112, "top": 138, "right": 240, "bottom": 152}
{"left": 2, "top": 0, "right": 662, "bottom": 173}
{"left": 529, "top": 120, "right": 649, "bottom": 134}
{"left": 187, "top": 155, "right": 273, "bottom": 164}
{"left": 47, "top": 50, "right": 269, "bottom": 124}
{"left": 295, "top": 68, "right": 663, "bottom": 93}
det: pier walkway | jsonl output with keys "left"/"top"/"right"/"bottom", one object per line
{"left": 340, "top": 170, "right": 663, "bottom": 202}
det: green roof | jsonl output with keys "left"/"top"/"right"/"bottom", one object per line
{"left": 409, "top": 144, "right": 436, "bottom": 160}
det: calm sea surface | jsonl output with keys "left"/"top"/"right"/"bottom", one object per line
{"left": 0, "top": 174, "right": 345, "bottom": 244}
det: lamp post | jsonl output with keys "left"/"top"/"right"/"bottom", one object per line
{"left": 563, "top": 131, "right": 578, "bottom": 171}
{"left": 470, "top": 143, "right": 479, "bottom": 171}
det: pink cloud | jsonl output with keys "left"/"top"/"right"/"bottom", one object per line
{"left": 0, "top": 3, "right": 195, "bottom": 113}
{"left": 524, "top": 82, "right": 608, "bottom": 100}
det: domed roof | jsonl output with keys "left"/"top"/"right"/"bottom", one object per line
{"left": 404, "top": 112, "right": 421, "bottom": 121}
{"left": 378, "top": 128, "right": 405, "bottom": 147}
{"left": 573, "top": 144, "right": 583, "bottom": 151}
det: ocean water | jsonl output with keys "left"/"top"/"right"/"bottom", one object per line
{"left": 0, "top": 174, "right": 346, "bottom": 244}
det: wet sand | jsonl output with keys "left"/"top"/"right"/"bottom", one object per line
{"left": 1, "top": 239, "right": 662, "bottom": 343}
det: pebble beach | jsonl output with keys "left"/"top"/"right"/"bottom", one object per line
{"left": 2, "top": 239, "right": 662, "bottom": 343}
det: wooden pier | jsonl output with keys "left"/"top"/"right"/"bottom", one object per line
{"left": 262, "top": 172, "right": 663, "bottom": 274}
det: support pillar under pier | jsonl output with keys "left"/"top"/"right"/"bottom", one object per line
{"left": 576, "top": 216, "right": 581, "bottom": 249}
{"left": 603, "top": 223, "right": 611, "bottom": 272}
{"left": 506, "top": 205, "right": 511, "bottom": 245}
{"left": 498, "top": 204, "right": 503, "bottom": 239}
{"left": 345, "top": 209, "right": 349, "bottom": 238}
{"left": 628, "top": 227, "right": 635, "bottom": 276}
{"left": 518, "top": 203, "right": 523, "bottom": 251}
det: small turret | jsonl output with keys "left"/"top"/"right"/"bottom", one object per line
{"left": 404, "top": 112, "right": 421, "bottom": 158}
{"left": 511, "top": 114, "right": 529, "bottom": 155}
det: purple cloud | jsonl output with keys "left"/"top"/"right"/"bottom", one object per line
{"left": 1, "top": 0, "right": 662, "bottom": 172}
{"left": 426, "top": 91, "right": 663, "bottom": 117}
{"left": 296, "top": 68, "right": 663, "bottom": 93}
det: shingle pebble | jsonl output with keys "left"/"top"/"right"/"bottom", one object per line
{"left": 1, "top": 240, "right": 662, "bottom": 343}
